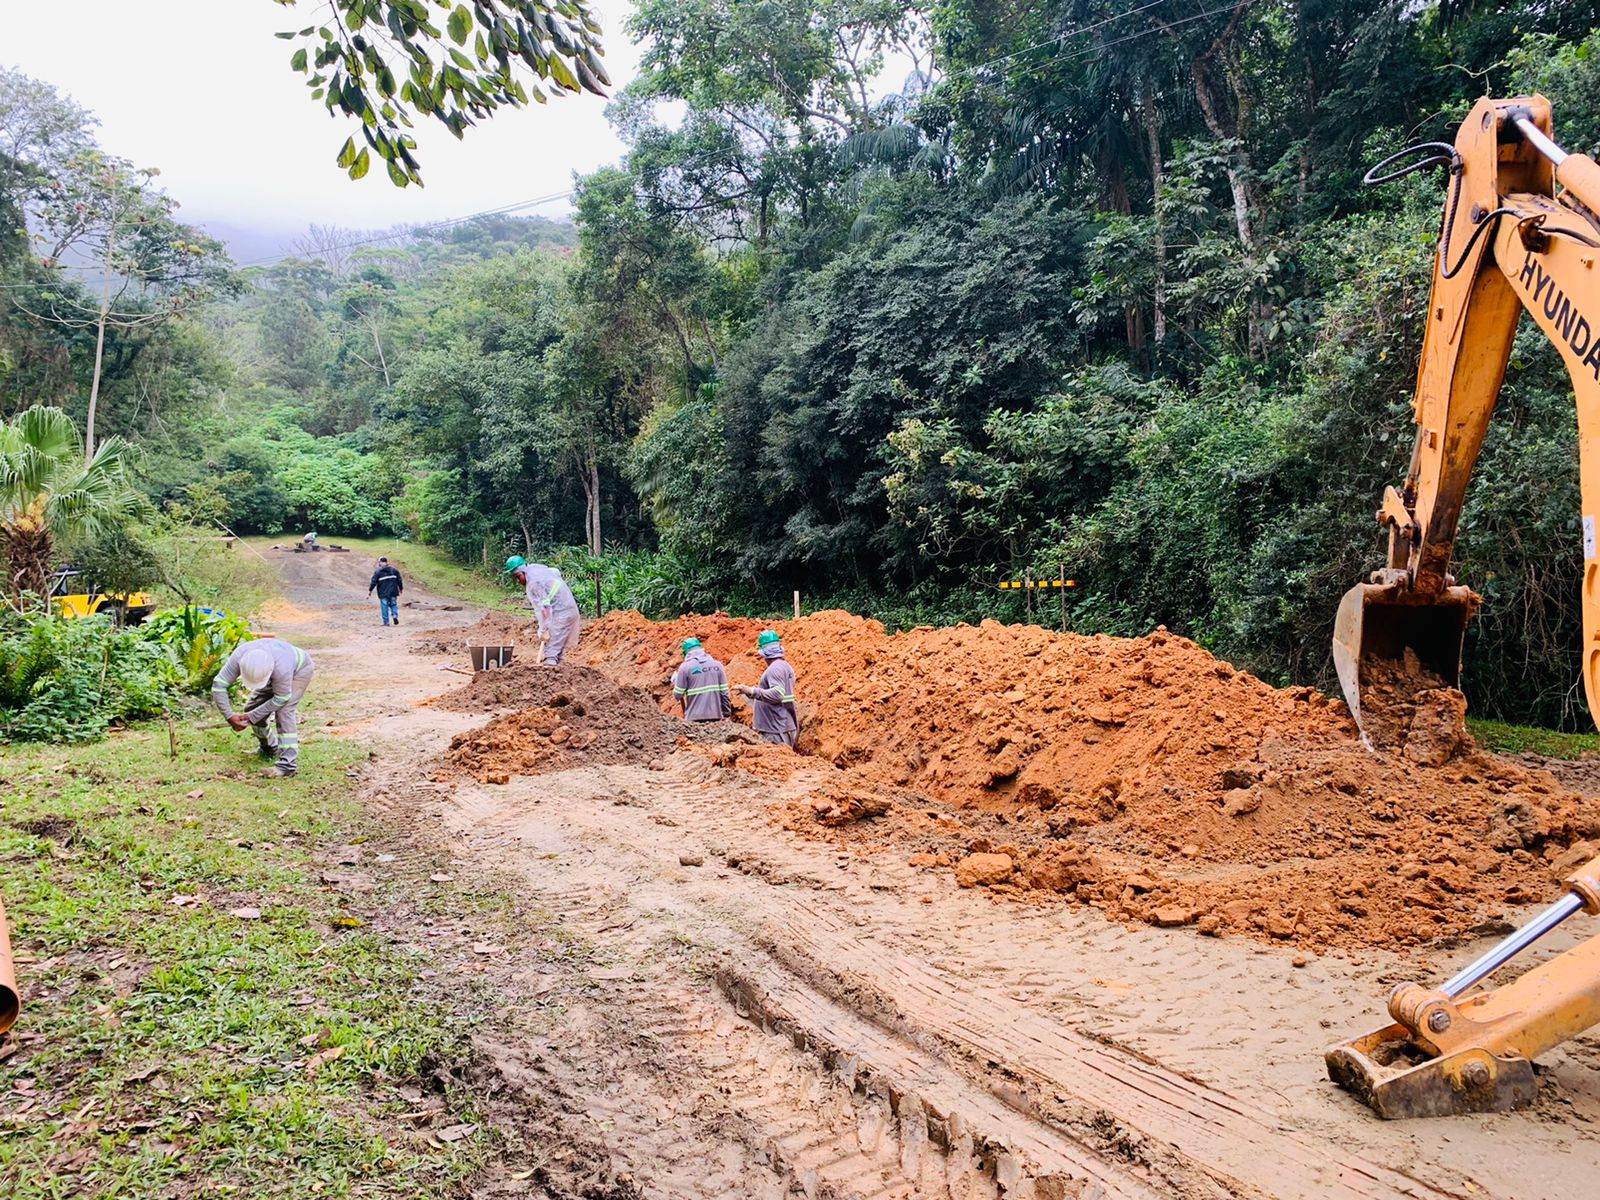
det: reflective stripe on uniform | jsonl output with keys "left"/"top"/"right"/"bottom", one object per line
{"left": 682, "top": 684, "right": 728, "bottom": 696}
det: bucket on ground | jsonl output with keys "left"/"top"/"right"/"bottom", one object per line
{"left": 469, "top": 644, "right": 514, "bottom": 673}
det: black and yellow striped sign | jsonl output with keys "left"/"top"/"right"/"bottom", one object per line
{"left": 998, "top": 579, "right": 1076, "bottom": 590}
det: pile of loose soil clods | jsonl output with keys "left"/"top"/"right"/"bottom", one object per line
{"left": 569, "top": 611, "right": 1600, "bottom": 949}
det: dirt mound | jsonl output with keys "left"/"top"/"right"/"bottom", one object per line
{"left": 575, "top": 611, "right": 1600, "bottom": 948}
{"left": 411, "top": 612, "right": 537, "bottom": 658}
{"left": 437, "top": 662, "right": 753, "bottom": 784}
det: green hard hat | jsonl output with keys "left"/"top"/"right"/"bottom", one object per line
{"left": 681, "top": 637, "right": 701, "bottom": 654}
{"left": 757, "top": 629, "right": 781, "bottom": 648}
{"left": 504, "top": 555, "right": 526, "bottom": 573}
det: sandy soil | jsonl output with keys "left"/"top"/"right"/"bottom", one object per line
{"left": 260, "top": 550, "right": 1600, "bottom": 1199}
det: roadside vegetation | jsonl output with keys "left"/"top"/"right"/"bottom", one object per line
{"left": 1468, "top": 719, "right": 1600, "bottom": 761}
{"left": 8, "top": 3, "right": 1600, "bottom": 727}
{"left": 0, "top": 705, "right": 518, "bottom": 1198}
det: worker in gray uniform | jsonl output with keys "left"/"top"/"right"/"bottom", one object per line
{"left": 672, "top": 637, "right": 731, "bottom": 721}
{"left": 735, "top": 629, "right": 798, "bottom": 747}
{"left": 506, "top": 555, "right": 582, "bottom": 664}
{"left": 212, "top": 638, "right": 316, "bottom": 778}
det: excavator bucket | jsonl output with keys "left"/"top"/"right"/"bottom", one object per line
{"left": 1324, "top": 1022, "right": 1534, "bottom": 1119}
{"left": 1331, "top": 580, "right": 1478, "bottom": 747}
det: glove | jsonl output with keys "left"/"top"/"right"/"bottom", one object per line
{"left": 227, "top": 714, "right": 251, "bottom": 731}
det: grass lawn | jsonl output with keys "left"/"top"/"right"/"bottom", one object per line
{"left": 0, "top": 700, "right": 521, "bottom": 1199}
{"left": 1468, "top": 717, "right": 1600, "bottom": 759}
{"left": 257, "top": 537, "right": 518, "bottom": 612}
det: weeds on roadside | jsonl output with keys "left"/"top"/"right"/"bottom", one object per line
{"left": 0, "top": 714, "right": 492, "bottom": 1198}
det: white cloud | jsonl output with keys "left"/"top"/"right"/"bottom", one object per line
{"left": 6, "top": 0, "right": 644, "bottom": 244}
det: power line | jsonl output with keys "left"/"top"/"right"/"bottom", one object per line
{"left": 231, "top": 186, "right": 578, "bottom": 271}
{"left": 232, "top": 145, "right": 746, "bottom": 272}
{"left": 934, "top": 0, "right": 1172, "bottom": 85}
{"left": 928, "top": 0, "right": 1245, "bottom": 95}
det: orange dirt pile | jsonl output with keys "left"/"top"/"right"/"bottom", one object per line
{"left": 436, "top": 662, "right": 752, "bottom": 784}
{"left": 574, "top": 611, "right": 1600, "bottom": 948}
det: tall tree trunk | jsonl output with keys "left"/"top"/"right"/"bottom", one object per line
{"left": 1102, "top": 156, "right": 1145, "bottom": 357}
{"left": 580, "top": 449, "right": 602, "bottom": 555}
{"left": 369, "top": 320, "right": 391, "bottom": 388}
{"left": 1191, "top": 59, "right": 1255, "bottom": 251}
{"left": 85, "top": 201, "right": 118, "bottom": 462}
{"left": 1141, "top": 90, "right": 1168, "bottom": 345}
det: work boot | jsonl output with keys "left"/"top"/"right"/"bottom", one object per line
{"left": 260, "top": 765, "right": 291, "bottom": 778}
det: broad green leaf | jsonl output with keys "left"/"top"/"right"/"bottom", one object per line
{"left": 349, "top": 147, "right": 371, "bottom": 180}
{"left": 548, "top": 56, "right": 579, "bottom": 92}
{"left": 290, "top": 47, "right": 308, "bottom": 72}
{"left": 447, "top": 4, "right": 471, "bottom": 46}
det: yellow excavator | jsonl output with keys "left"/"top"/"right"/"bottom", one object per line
{"left": 1326, "top": 96, "right": 1600, "bottom": 1117}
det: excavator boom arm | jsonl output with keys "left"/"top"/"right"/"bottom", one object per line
{"left": 1333, "top": 96, "right": 1600, "bottom": 740}
{"left": 1329, "top": 99, "right": 1600, "bottom": 1118}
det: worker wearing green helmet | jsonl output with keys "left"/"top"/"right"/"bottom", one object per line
{"left": 505, "top": 554, "right": 581, "bottom": 664}
{"left": 672, "top": 635, "right": 731, "bottom": 722}
{"left": 735, "top": 629, "right": 798, "bottom": 747}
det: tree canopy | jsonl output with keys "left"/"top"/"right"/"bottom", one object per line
{"left": 8, "top": 2, "right": 1600, "bottom": 728}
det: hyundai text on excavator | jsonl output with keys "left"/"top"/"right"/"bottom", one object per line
{"left": 1325, "top": 96, "right": 1600, "bottom": 1118}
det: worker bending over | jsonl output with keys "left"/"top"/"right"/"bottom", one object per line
{"left": 673, "top": 637, "right": 731, "bottom": 721}
{"left": 506, "top": 555, "right": 581, "bottom": 664}
{"left": 736, "top": 630, "right": 798, "bottom": 747}
{"left": 212, "top": 638, "right": 315, "bottom": 778}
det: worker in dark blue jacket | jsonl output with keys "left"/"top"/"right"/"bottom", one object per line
{"left": 368, "top": 557, "right": 404, "bottom": 626}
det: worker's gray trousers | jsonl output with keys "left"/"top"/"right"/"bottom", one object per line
{"left": 246, "top": 664, "right": 315, "bottom": 775}
{"left": 543, "top": 608, "right": 582, "bottom": 664}
{"left": 759, "top": 729, "right": 798, "bottom": 748}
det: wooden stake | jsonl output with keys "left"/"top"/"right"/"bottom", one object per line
{"left": 1060, "top": 561, "right": 1067, "bottom": 633}
{"left": 166, "top": 711, "right": 178, "bottom": 760}
{"left": 593, "top": 570, "right": 603, "bottom": 618}
{"left": 793, "top": 590, "right": 801, "bottom": 620}
{"left": 1025, "top": 571, "right": 1034, "bottom": 622}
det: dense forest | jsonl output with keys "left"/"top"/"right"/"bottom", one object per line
{"left": 4, "top": 1, "right": 1600, "bottom": 727}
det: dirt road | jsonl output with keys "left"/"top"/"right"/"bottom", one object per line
{"left": 264, "top": 547, "right": 1600, "bottom": 1199}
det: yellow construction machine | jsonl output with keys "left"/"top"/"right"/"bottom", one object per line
{"left": 47, "top": 566, "right": 155, "bottom": 625}
{"left": 1326, "top": 96, "right": 1600, "bottom": 1117}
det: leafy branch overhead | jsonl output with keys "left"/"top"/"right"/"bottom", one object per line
{"left": 273, "top": 0, "right": 611, "bottom": 187}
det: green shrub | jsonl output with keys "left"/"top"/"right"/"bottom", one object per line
{"left": 140, "top": 605, "right": 255, "bottom": 693}
{"left": 0, "top": 611, "right": 178, "bottom": 743}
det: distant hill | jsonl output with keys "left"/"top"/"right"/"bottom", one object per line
{"left": 187, "top": 219, "right": 302, "bottom": 266}
{"left": 192, "top": 213, "right": 577, "bottom": 271}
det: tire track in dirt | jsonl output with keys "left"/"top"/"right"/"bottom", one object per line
{"left": 438, "top": 765, "right": 1177, "bottom": 1198}
{"left": 261, "top": 551, "right": 1600, "bottom": 1199}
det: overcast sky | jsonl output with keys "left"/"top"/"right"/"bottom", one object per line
{"left": 6, "top": 0, "right": 645, "bottom": 253}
